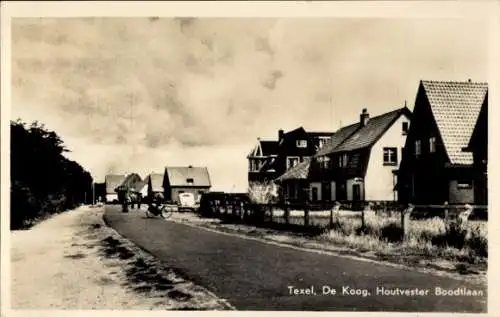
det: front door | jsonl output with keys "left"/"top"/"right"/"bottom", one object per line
{"left": 353, "top": 184, "right": 361, "bottom": 202}
{"left": 311, "top": 187, "right": 318, "bottom": 202}
{"left": 322, "top": 182, "right": 331, "bottom": 201}
{"left": 336, "top": 181, "right": 347, "bottom": 201}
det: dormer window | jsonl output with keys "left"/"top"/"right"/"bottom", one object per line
{"left": 296, "top": 140, "right": 307, "bottom": 148}
{"left": 318, "top": 137, "right": 330, "bottom": 149}
{"left": 287, "top": 156, "right": 300, "bottom": 170}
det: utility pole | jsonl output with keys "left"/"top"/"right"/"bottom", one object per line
{"left": 92, "top": 181, "right": 95, "bottom": 205}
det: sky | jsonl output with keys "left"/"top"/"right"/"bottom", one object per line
{"left": 11, "top": 17, "right": 489, "bottom": 191}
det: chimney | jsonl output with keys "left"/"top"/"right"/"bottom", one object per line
{"left": 278, "top": 129, "right": 284, "bottom": 140}
{"left": 360, "top": 108, "right": 369, "bottom": 127}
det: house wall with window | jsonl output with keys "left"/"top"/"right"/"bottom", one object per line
{"left": 365, "top": 115, "right": 410, "bottom": 201}
{"left": 309, "top": 182, "right": 322, "bottom": 201}
{"left": 449, "top": 180, "right": 474, "bottom": 204}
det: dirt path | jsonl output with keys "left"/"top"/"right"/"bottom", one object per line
{"left": 10, "top": 206, "right": 232, "bottom": 310}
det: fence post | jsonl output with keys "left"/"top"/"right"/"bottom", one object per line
{"left": 269, "top": 203, "right": 273, "bottom": 223}
{"left": 443, "top": 201, "right": 449, "bottom": 222}
{"left": 401, "top": 203, "right": 414, "bottom": 240}
{"left": 361, "top": 202, "right": 373, "bottom": 230}
{"left": 330, "top": 201, "right": 341, "bottom": 228}
{"left": 304, "top": 202, "right": 310, "bottom": 227}
{"left": 457, "top": 204, "right": 473, "bottom": 230}
{"left": 284, "top": 201, "right": 290, "bottom": 225}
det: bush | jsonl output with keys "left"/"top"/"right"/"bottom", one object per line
{"left": 380, "top": 222, "right": 404, "bottom": 243}
{"left": 467, "top": 226, "right": 488, "bottom": 258}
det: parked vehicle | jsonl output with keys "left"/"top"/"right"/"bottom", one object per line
{"left": 178, "top": 192, "right": 197, "bottom": 212}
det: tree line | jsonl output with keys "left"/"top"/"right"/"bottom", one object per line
{"left": 10, "top": 120, "right": 93, "bottom": 229}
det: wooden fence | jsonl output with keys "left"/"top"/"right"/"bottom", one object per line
{"left": 197, "top": 193, "right": 487, "bottom": 239}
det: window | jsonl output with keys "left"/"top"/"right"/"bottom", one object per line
{"left": 249, "top": 159, "right": 259, "bottom": 172}
{"left": 186, "top": 178, "right": 194, "bottom": 184}
{"left": 402, "top": 122, "right": 409, "bottom": 135}
{"left": 296, "top": 140, "right": 307, "bottom": 148}
{"left": 318, "top": 156, "right": 330, "bottom": 169}
{"left": 429, "top": 137, "right": 436, "bottom": 153}
{"left": 286, "top": 156, "right": 300, "bottom": 170}
{"left": 383, "top": 147, "right": 398, "bottom": 165}
{"left": 318, "top": 137, "right": 330, "bottom": 149}
{"left": 457, "top": 179, "right": 473, "bottom": 189}
{"left": 415, "top": 140, "right": 421, "bottom": 157}
{"left": 338, "top": 154, "right": 348, "bottom": 167}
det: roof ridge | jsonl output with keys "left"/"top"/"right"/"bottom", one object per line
{"left": 421, "top": 79, "right": 488, "bottom": 85}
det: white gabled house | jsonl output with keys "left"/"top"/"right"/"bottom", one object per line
{"left": 308, "top": 107, "right": 412, "bottom": 202}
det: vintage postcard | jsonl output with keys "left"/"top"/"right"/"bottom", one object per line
{"left": 1, "top": 1, "right": 499, "bottom": 316}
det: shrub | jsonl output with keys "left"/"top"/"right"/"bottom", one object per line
{"left": 380, "top": 222, "right": 404, "bottom": 242}
{"left": 248, "top": 181, "right": 279, "bottom": 204}
{"left": 467, "top": 226, "right": 488, "bottom": 258}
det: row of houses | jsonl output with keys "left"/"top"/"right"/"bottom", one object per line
{"left": 103, "top": 166, "right": 212, "bottom": 204}
{"left": 247, "top": 79, "right": 488, "bottom": 206}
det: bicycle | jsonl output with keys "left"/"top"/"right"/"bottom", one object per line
{"left": 145, "top": 202, "right": 174, "bottom": 219}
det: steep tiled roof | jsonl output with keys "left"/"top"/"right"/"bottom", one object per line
{"left": 275, "top": 158, "right": 311, "bottom": 182}
{"left": 165, "top": 166, "right": 211, "bottom": 187}
{"left": 332, "top": 108, "right": 408, "bottom": 153}
{"left": 465, "top": 94, "right": 488, "bottom": 151}
{"left": 315, "top": 107, "right": 410, "bottom": 156}
{"left": 422, "top": 80, "right": 488, "bottom": 165}
{"left": 146, "top": 173, "right": 164, "bottom": 192}
{"left": 117, "top": 173, "right": 142, "bottom": 192}
{"left": 105, "top": 174, "right": 125, "bottom": 194}
{"left": 314, "top": 124, "right": 358, "bottom": 156}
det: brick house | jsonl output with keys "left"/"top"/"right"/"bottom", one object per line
{"left": 397, "top": 80, "right": 488, "bottom": 205}
{"left": 310, "top": 107, "right": 412, "bottom": 203}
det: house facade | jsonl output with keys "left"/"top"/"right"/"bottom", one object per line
{"left": 310, "top": 107, "right": 412, "bottom": 203}
{"left": 247, "top": 139, "right": 278, "bottom": 185}
{"left": 145, "top": 173, "right": 165, "bottom": 200}
{"left": 274, "top": 127, "right": 333, "bottom": 178}
{"left": 275, "top": 158, "right": 311, "bottom": 203}
{"left": 163, "top": 166, "right": 212, "bottom": 203}
{"left": 397, "top": 80, "right": 488, "bottom": 205}
{"left": 115, "top": 173, "right": 142, "bottom": 193}
{"left": 247, "top": 128, "right": 333, "bottom": 192}
{"left": 105, "top": 174, "right": 125, "bottom": 203}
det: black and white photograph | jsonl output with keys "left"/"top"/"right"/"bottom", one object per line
{"left": 1, "top": 1, "right": 498, "bottom": 315}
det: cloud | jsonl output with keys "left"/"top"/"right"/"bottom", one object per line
{"left": 11, "top": 17, "right": 489, "bottom": 191}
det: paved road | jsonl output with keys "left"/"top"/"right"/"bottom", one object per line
{"left": 104, "top": 206, "right": 487, "bottom": 312}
